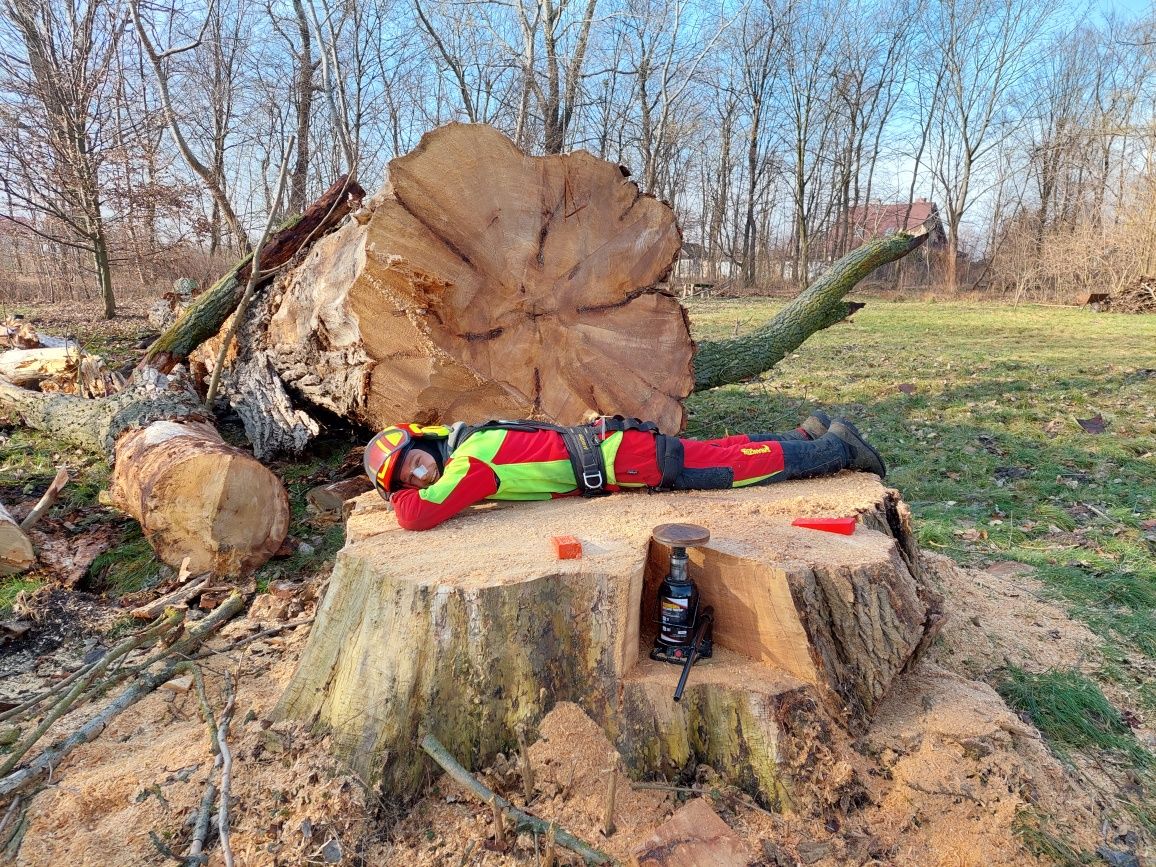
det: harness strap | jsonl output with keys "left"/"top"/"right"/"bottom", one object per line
{"left": 452, "top": 417, "right": 682, "bottom": 497}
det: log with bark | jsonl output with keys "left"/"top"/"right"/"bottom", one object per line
{"left": 0, "top": 371, "right": 288, "bottom": 576}
{"left": 254, "top": 123, "right": 929, "bottom": 439}
{"left": 276, "top": 474, "right": 943, "bottom": 810}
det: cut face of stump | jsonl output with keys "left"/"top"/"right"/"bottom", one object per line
{"left": 268, "top": 123, "right": 693, "bottom": 433}
{"left": 276, "top": 474, "right": 942, "bottom": 809}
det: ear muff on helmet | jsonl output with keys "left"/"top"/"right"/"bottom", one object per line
{"left": 363, "top": 424, "right": 453, "bottom": 498}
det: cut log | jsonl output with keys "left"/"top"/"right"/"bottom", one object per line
{"left": 264, "top": 122, "right": 692, "bottom": 434}
{"left": 256, "top": 124, "right": 932, "bottom": 436}
{"left": 0, "top": 374, "right": 288, "bottom": 576}
{"left": 0, "top": 347, "right": 76, "bottom": 388}
{"left": 275, "top": 474, "right": 942, "bottom": 810}
{"left": 0, "top": 502, "right": 35, "bottom": 576}
{"left": 107, "top": 420, "right": 289, "bottom": 575}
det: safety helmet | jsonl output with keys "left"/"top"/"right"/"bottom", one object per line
{"left": 364, "top": 423, "right": 451, "bottom": 497}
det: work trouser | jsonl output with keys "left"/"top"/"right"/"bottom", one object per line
{"left": 667, "top": 431, "right": 847, "bottom": 490}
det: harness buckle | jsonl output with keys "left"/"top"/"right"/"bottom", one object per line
{"left": 582, "top": 470, "right": 605, "bottom": 490}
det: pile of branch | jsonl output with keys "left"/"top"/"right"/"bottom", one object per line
{"left": 1110, "top": 276, "right": 1156, "bottom": 314}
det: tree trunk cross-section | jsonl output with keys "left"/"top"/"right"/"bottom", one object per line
{"left": 266, "top": 123, "right": 693, "bottom": 433}
{"left": 276, "top": 475, "right": 943, "bottom": 811}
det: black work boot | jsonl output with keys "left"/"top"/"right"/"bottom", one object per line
{"left": 749, "top": 410, "right": 832, "bottom": 443}
{"left": 777, "top": 432, "right": 849, "bottom": 479}
{"left": 828, "top": 419, "right": 887, "bottom": 478}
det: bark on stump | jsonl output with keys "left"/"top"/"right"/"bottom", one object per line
{"left": 263, "top": 122, "right": 692, "bottom": 434}
{"left": 276, "top": 474, "right": 943, "bottom": 809}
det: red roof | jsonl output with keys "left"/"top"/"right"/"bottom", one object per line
{"left": 848, "top": 199, "right": 940, "bottom": 235}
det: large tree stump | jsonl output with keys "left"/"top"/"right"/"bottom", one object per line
{"left": 276, "top": 475, "right": 943, "bottom": 809}
{"left": 264, "top": 123, "right": 693, "bottom": 434}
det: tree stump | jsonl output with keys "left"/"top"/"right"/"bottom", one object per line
{"left": 263, "top": 122, "right": 692, "bottom": 434}
{"left": 276, "top": 474, "right": 943, "bottom": 809}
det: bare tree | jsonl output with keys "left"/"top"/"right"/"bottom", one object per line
{"left": 130, "top": 0, "right": 252, "bottom": 253}
{"left": 0, "top": 0, "right": 126, "bottom": 317}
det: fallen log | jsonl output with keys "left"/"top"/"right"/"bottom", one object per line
{"left": 264, "top": 123, "right": 692, "bottom": 434}
{"left": 0, "top": 502, "right": 34, "bottom": 576}
{"left": 0, "top": 347, "right": 76, "bottom": 388}
{"left": 106, "top": 420, "right": 289, "bottom": 575}
{"left": 0, "top": 374, "right": 288, "bottom": 575}
{"left": 256, "top": 124, "right": 930, "bottom": 437}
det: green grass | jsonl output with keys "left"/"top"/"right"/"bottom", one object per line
{"left": 87, "top": 527, "right": 163, "bottom": 596}
{"left": 0, "top": 576, "right": 42, "bottom": 616}
{"left": 997, "top": 667, "right": 1152, "bottom": 765}
{"left": 685, "top": 298, "right": 1156, "bottom": 856}
{"left": 685, "top": 299, "right": 1156, "bottom": 664}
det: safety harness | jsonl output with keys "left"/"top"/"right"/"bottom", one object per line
{"left": 452, "top": 417, "right": 682, "bottom": 497}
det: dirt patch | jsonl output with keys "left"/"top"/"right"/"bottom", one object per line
{"left": 0, "top": 589, "right": 120, "bottom": 708}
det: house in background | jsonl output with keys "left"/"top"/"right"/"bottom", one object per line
{"left": 846, "top": 198, "right": 948, "bottom": 247}
{"left": 672, "top": 241, "right": 739, "bottom": 295}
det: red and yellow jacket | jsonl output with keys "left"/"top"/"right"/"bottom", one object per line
{"left": 391, "top": 427, "right": 785, "bottom": 530}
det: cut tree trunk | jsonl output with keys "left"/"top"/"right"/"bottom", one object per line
{"left": 0, "top": 502, "right": 35, "bottom": 575}
{"left": 0, "top": 374, "right": 288, "bottom": 576}
{"left": 276, "top": 474, "right": 943, "bottom": 810}
{"left": 0, "top": 347, "right": 76, "bottom": 388}
{"left": 263, "top": 122, "right": 692, "bottom": 434}
{"left": 107, "top": 420, "right": 289, "bottom": 575}
{"left": 256, "top": 124, "right": 930, "bottom": 437}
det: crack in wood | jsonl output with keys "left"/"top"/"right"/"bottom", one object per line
{"left": 575, "top": 286, "right": 654, "bottom": 315}
{"left": 462, "top": 327, "right": 505, "bottom": 342}
{"left": 392, "top": 183, "right": 476, "bottom": 269}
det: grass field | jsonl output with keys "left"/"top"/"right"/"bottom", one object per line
{"left": 686, "top": 298, "right": 1156, "bottom": 845}
{"left": 2, "top": 298, "right": 1154, "bottom": 855}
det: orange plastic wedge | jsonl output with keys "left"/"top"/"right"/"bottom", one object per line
{"left": 791, "top": 516, "right": 858, "bottom": 535}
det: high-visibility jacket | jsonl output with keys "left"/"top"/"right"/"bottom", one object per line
{"left": 391, "top": 427, "right": 786, "bottom": 530}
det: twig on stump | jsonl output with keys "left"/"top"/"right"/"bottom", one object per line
{"left": 419, "top": 734, "right": 613, "bottom": 865}
{"left": 19, "top": 467, "right": 68, "bottom": 531}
